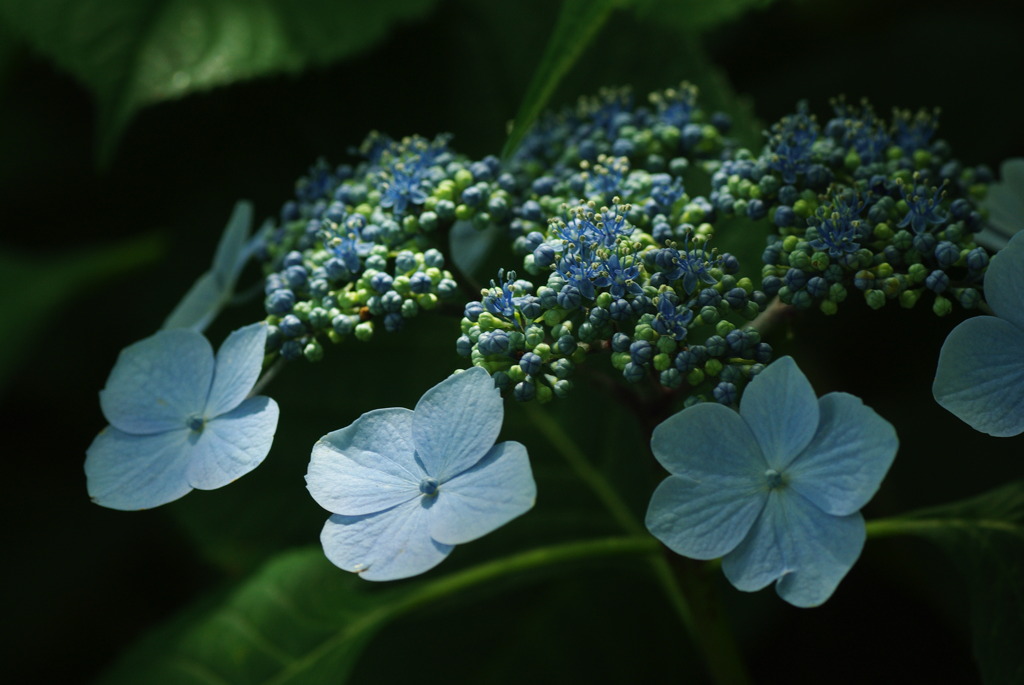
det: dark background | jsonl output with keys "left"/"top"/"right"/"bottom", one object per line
{"left": 2, "top": 0, "right": 1022, "bottom": 682}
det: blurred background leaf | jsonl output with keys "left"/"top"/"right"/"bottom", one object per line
{"left": 0, "top": 0, "right": 441, "bottom": 163}
{"left": 0, "top": 235, "right": 163, "bottom": 390}
{"left": 881, "top": 481, "right": 1024, "bottom": 685}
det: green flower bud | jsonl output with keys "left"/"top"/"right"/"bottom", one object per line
{"left": 704, "top": 359, "right": 723, "bottom": 377}
{"left": 303, "top": 340, "right": 324, "bottom": 362}
{"left": 933, "top": 295, "right": 952, "bottom": 317}
{"left": 354, "top": 321, "right": 374, "bottom": 342}
{"left": 865, "top": 289, "right": 886, "bottom": 310}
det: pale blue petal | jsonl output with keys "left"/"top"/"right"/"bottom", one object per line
{"left": 646, "top": 475, "right": 768, "bottom": 560}
{"left": 212, "top": 200, "right": 253, "bottom": 288}
{"left": 650, "top": 402, "right": 766, "bottom": 477}
{"left": 186, "top": 396, "right": 279, "bottom": 490}
{"left": 722, "top": 491, "right": 865, "bottom": 607}
{"left": 984, "top": 229, "right": 1024, "bottom": 330}
{"left": 412, "top": 367, "right": 503, "bottom": 480}
{"left": 787, "top": 393, "right": 898, "bottom": 516}
{"left": 739, "top": 356, "right": 819, "bottom": 470}
{"left": 99, "top": 329, "right": 214, "bottom": 434}
{"left": 162, "top": 271, "right": 224, "bottom": 333}
{"left": 980, "top": 158, "right": 1024, "bottom": 248}
{"left": 307, "top": 408, "right": 424, "bottom": 515}
{"left": 428, "top": 441, "right": 536, "bottom": 545}
{"left": 205, "top": 323, "right": 268, "bottom": 417}
{"left": 320, "top": 499, "right": 453, "bottom": 581}
{"left": 85, "top": 425, "right": 193, "bottom": 510}
{"left": 933, "top": 316, "right": 1024, "bottom": 436}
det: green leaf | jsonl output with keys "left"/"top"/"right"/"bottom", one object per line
{"left": 96, "top": 539, "right": 656, "bottom": 685}
{"left": 95, "top": 548, "right": 390, "bottom": 685}
{"left": 500, "top": 0, "right": 619, "bottom": 160}
{"left": 869, "top": 480, "right": 1024, "bottom": 685}
{"left": 0, "top": 234, "right": 163, "bottom": 390}
{"left": 0, "top": 0, "right": 440, "bottom": 163}
{"left": 631, "top": 0, "right": 775, "bottom": 33}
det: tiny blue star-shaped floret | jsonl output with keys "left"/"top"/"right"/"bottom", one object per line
{"left": 306, "top": 367, "right": 537, "bottom": 581}
{"left": 933, "top": 231, "right": 1024, "bottom": 436}
{"left": 85, "top": 323, "right": 280, "bottom": 510}
{"left": 645, "top": 356, "right": 898, "bottom": 607}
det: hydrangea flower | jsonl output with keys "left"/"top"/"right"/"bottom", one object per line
{"left": 163, "top": 201, "right": 266, "bottom": 332}
{"left": 306, "top": 367, "right": 536, "bottom": 581}
{"left": 85, "top": 323, "right": 279, "bottom": 510}
{"left": 978, "top": 158, "right": 1024, "bottom": 251}
{"left": 645, "top": 356, "right": 898, "bottom": 607}
{"left": 933, "top": 230, "right": 1024, "bottom": 435}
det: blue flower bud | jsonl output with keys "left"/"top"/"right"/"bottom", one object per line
{"left": 726, "top": 329, "right": 748, "bottom": 354}
{"left": 610, "top": 298, "right": 633, "bottom": 321}
{"left": 464, "top": 301, "right": 484, "bottom": 322}
{"left": 478, "top": 329, "right": 511, "bottom": 356}
{"left": 557, "top": 335, "right": 578, "bottom": 355}
{"left": 747, "top": 199, "right": 767, "bottom": 221}
{"left": 925, "top": 269, "right": 949, "bottom": 293}
{"left": 438, "top": 279, "right": 458, "bottom": 299}
{"left": 456, "top": 335, "right": 473, "bottom": 357}
{"left": 934, "top": 241, "right": 959, "bottom": 268}
{"left": 556, "top": 285, "right": 583, "bottom": 310}
{"left": 410, "top": 272, "right": 433, "bottom": 294}
{"left": 265, "top": 289, "right": 296, "bottom": 315}
{"left": 966, "top": 247, "right": 989, "bottom": 273}
{"left": 381, "top": 291, "right": 404, "bottom": 313}
{"left": 630, "top": 340, "right": 654, "bottom": 365}
{"left": 724, "top": 287, "right": 748, "bottom": 309}
{"left": 705, "top": 335, "right": 727, "bottom": 356}
{"left": 622, "top": 362, "right": 646, "bottom": 383}
{"left": 806, "top": 276, "right": 828, "bottom": 299}
{"left": 423, "top": 248, "right": 445, "bottom": 268}
{"left": 383, "top": 312, "right": 404, "bottom": 332}
{"left": 283, "top": 251, "right": 304, "bottom": 268}
{"left": 519, "top": 352, "right": 542, "bottom": 376}
{"left": 281, "top": 339, "right": 304, "bottom": 360}
{"left": 395, "top": 250, "right": 418, "bottom": 273}
{"left": 279, "top": 314, "right": 305, "bottom": 338}
{"left": 712, "top": 381, "right": 738, "bottom": 405}
{"left": 784, "top": 268, "right": 807, "bottom": 290}
{"left": 533, "top": 244, "right": 556, "bottom": 268}
{"left": 371, "top": 272, "right": 394, "bottom": 293}
{"left": 514, "top": 380, "right": 536, "bottom": 402}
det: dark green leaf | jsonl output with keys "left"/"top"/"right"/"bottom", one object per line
{"left": 500, "top": 0, "right": 619, "bottom": 160}
{"left": 631, "top": 0, "right": 775, "bottom": 33}
{"left": 0, "top": 0, "right": 439, "bottom": 163}
{"left": 873, "top": 480, "right": 1024, "bottom": 685}
{"left": 96, "top": 538, "right": 657, "bottom": 685}
{"left": 94, "top": 548, "right": 394, "bottom": 685}
{"left": 0, "top": 234, "right": 163, "bottom": 390}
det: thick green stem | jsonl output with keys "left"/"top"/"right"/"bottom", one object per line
{"left": 522, "top": 402, "right": 751, "bottom": 685}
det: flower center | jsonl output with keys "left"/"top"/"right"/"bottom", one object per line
{"left": 186, "top": 415, "right": 206, "bottom": 433}
{"left": 764, "top": 468, "right": 784, "bottom": 489}
{"left": 419, "top": 477, "right": 440, "bottom": 497}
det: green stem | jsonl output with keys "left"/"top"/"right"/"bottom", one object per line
{"left": 867, "top": 515, "right": 1019, "bottom": 539}
{"left": 522, "top": 403, "right": 751, "bottom": 685}
{"left": 523, "top": 402, "right": 643, "bottom": 535}
{"left": 266, "top": 537, "right": 657, "bottom": 685}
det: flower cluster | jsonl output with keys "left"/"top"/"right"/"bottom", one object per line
{"left": 458, "top": 199, "right": 771, "bottom": 403}
{"left": 255, "top": 134, "right": 517, "bottom": 362}
{"left": 707, "top": 99, "right": 993, "bottom": 316}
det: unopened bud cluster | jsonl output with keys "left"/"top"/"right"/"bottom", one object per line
{"left": 707, "top": 99, "right": 992, "bottom": 316}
